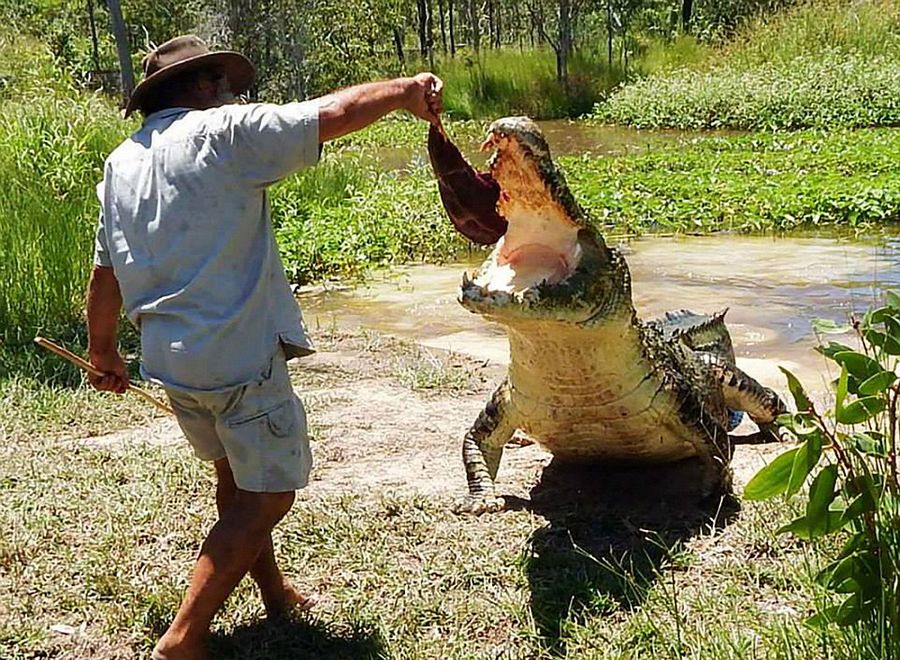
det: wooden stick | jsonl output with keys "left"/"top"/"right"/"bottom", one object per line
{"left": 34, "top": 336, "right": 174, "bottom": 415}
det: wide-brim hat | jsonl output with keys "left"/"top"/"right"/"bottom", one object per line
{"left": 125, "top": 35, "right": 255, "bottom": 118}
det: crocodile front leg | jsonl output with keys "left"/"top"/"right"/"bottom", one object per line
{"left": 454, "top": 379, "right": 516, "bottom": 515}
{"left": 702, "top": 355, "right": 787, "bottom": 439}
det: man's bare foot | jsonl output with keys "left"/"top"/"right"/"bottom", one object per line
{"left": 263, "top": 581, "right": 318, "bottom": 619}
{"left": 151, "top": 634, "right": 210, "bottom": 660}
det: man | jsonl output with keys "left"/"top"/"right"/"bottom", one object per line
{"left": 87, "top": 35, "right": 443, "bottom": 660}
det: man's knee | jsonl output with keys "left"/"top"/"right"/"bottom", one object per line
{"left": 238, "top": 490, "right": 295, "bottom": 526}
{"left": 265, "top": 491, "right": 295, "bottom": 520}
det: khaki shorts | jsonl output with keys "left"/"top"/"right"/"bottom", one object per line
{"left": 166, "top": 348, "right": 313, "bottom": 492}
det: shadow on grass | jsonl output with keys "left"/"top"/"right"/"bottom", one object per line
{"left": 207, "top": 613, "right": 388, "bottom": 660}
{"left": 508, "top": 457, "right": 740, "bottom": 655}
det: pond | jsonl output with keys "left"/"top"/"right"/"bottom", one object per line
{"left": 298, "top": 233, "right": 900, "bottom": 397}
{"left": 375, "top": 119, "right": 738, "bottom": 170}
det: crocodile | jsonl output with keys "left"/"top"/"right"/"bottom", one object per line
{"left": 427, "top": 117, "right": 787, "bottom": 514}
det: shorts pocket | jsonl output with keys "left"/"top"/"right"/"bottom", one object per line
{"left": 225, "top": 399, "right": 290, "bottom": 430}
{"left": 265, "top": 400, "right": 297, "bottom": 438}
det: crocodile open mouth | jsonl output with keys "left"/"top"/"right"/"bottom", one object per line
{"left": 428, "top": 117, "right": 588, "bottom": 297}
{"left": 469, "top": 121, "right": 582, "bottom": 294}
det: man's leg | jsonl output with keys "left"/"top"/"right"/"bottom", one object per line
{"left": 151, "top": 482, "right": 295, "bottom": 660}
{"left": 212, "top": 458, "right": 313, "bottom": 616}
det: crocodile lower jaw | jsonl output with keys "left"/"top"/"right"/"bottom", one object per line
{"left": 472, "top": 237, "right": 583, "bottom": 295}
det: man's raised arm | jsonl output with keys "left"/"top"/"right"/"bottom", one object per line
{"left": 317, "top": 73, "right": 443, "bottom": 143}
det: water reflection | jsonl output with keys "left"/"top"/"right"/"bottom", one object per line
{"left": 298, "top": 234, "right": 900, "bottom": 396}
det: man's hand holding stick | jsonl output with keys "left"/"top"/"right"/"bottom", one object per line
{"left": 34, "top": 336, "right": 174, "bottom": 414}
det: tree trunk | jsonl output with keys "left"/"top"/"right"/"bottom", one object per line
{"left": 438, "top": 0, "right": 448, "bottom": 53}
{"left": 469, "top": 0, "right": 480, "bottom": 52}
{"left": 488, "top": 0, "right": 496, "bottom": 48}
{"left": 606, "top": 1, "right": 613, "bottom": 68}
{"left": 106, "top": 0, "right": 134, "bottom": 103}
{"left": 529, "top": 2, "right": 537, "bottom": 48}
{"left": 557, "top": 0, "right": 571, "bottom": 87}
{"left": 86, "top": 0, "right": 101, "bottom": 72}
{"left": 417, "top": 0, "right": 430, "bottom": 61}
{"left": 393, "top": 26, "right": 406, "bottom": 66}
{"left": 426, "top": 0, "right": 435, "bottom": 67}
{"left": 289, "top": 22, "right": 308, "bottom": 101}
{"left": 449, "top": 0, "right": 456, "bottom": 55}
{"left": 681, "top": 0, "right": 694, "bottom": 33}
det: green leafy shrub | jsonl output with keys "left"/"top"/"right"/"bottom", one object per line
{"left": 598, "top": 0, "right": 900, "bottom": 129}
{"left": 598, "top": 53, "right": 900, "bottom": 130}
{"left": 272, "top": 161, "right": 469, "bottom": 284}
{"left": 746, "top": 292, "right": 900, "bottom": 658}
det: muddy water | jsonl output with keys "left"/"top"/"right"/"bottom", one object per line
{"left": 298, "top": 234, "right": 900, "bottom": 397}
{"left": 376, "top": 120, "right": 733, "bottom": 170}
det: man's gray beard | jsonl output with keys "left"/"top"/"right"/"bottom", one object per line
{"left": 216, "top": 77, "right": 236, "bottom": 104}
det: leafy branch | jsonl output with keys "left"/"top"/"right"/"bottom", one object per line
{"left": 745, "top": 290, "right": 900, "bottom": 653}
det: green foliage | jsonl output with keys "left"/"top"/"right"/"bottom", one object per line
{"left": 271, "top": 156, "right": 469, "bottom": 284}
{"left": 633, "top": 34, "right": 714, "bottom": 76}
{"left": 598, "top": 0, "right": 900, "bottom": 129}
{"left": 746, "top": 293, "right": 900, "bottom": 658}
{"left": 598, "top": 53, "right": 900, "bottom": 130}
{"left": 2, "top": 0, "right": 205, "bottom": 89}
{"left": 222, "top": 0, "right": 409, "bottom": 102}
{"left": 271, "top": 125, "right": 900, "bottom": 286}
{"left": 437, "top": 48, "right": 624, "bottom": 120}
{"left": 726, "top": 0, "right": 900, "bottom": 66}
{"left": 0, "top": 30, "right": 73, "bottom": 99}
{"left": 687, "top": 0, "right": 797, "bottom": 40}
{"left": 0, "top": 32, "right": 130, "bottom": 377}
{"left": 566, "top": 128, "right": 900, "bottom": 233}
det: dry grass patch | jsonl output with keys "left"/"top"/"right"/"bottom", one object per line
{"left": 1, "top": 330, "right": 843, "bottom": 659}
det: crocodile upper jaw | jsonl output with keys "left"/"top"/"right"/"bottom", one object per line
{"left": 471, "top": 127, "right": 582, "bottom": 294}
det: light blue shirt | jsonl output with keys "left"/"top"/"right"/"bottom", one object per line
{"left": 94, "top": 102, "right": 320, "bottom": 391}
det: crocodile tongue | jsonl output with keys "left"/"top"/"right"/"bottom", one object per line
{"left": 427, "top": 124, "right": 508, "bottom": 245}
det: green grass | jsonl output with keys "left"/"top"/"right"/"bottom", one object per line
{"left": 435, "top": 48, "right": 625, "bottom": 120}
{"left": 0, "top": 461, "right": 836, "bottom": 658}
{"left": 0, "top": 96, "right": 125, "bottom": 342}
{"left": 634, "top": 34, "right": 715, "bottom": 76}
{"left": 725, "top": 0, "right": 900, "bottom": 66}
{"left": 0, "top": 32, "right": 133, "bottom": 384}
{"left": 597, "top": 0, "right": 900, "bottom": 129}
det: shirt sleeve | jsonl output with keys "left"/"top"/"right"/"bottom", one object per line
{"left": 227, "top": 100, "right": 321, "bottom": 187}
{"left": 93, "top": 210, "right": 113, "bottom": 267}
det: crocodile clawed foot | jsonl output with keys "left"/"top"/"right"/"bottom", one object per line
{"left": 452, "top": 494, "right": 506, "bottom": 515}
{"left": 762, "top": 422, "right": 792, "bottom": 442}
{"left": 731, "top": 423, "right": 791, "bottom": 445}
